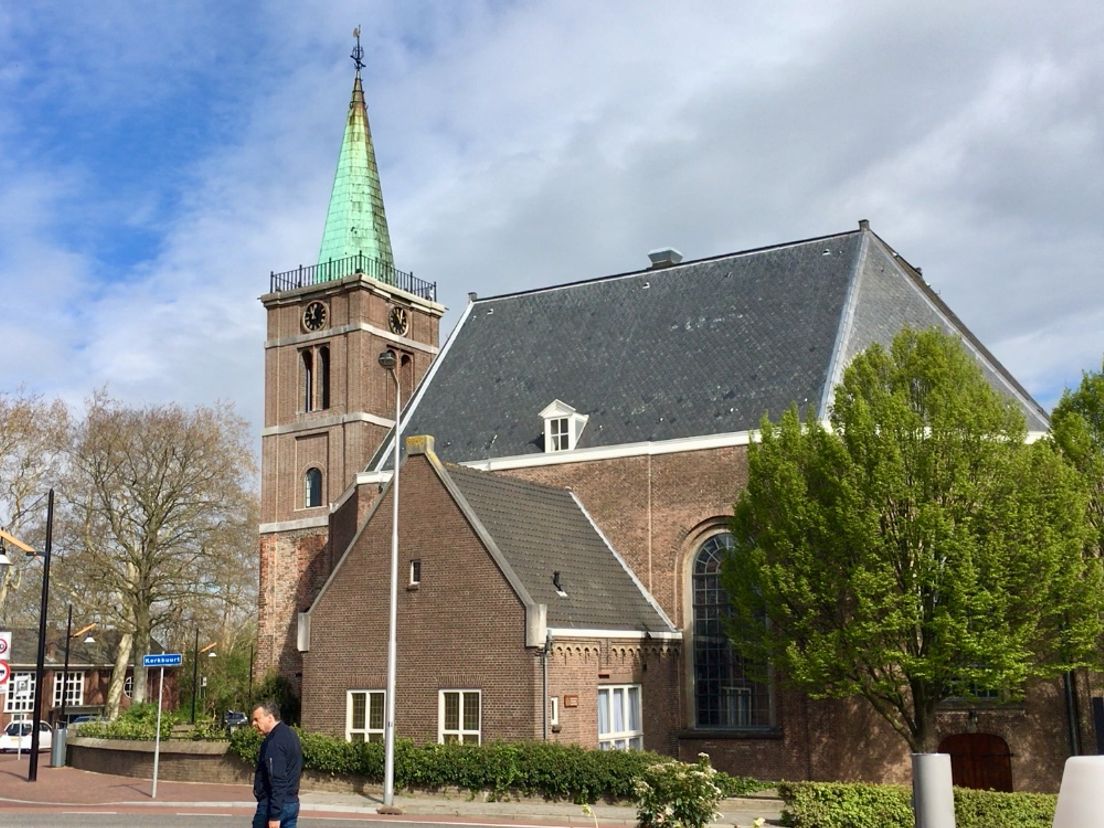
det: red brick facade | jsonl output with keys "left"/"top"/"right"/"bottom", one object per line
{"left": 257, "top": 266, "right": 1094, "bottom": 794}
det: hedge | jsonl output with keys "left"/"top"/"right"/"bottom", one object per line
{"left": 229, "top": 729, "right": 765, "bottom": 803}
{"left": 778, "top": 781, "right": 1057, "bottom": 828}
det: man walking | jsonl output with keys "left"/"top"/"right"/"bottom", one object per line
{"left": 251, "top": 700, "right": 303, "bottom": 828}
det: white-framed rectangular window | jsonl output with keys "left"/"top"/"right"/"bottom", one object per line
{"left": 439, "top": 689, "right": 481, "bottom": 744}
{"left": 550, "top": 418, "right": 569, "bottom": 451}
{"left": 597, "top": 684, "right": 643, "bottom": 750}
{"left": 52, "top": 671, "right": 85, "bottom": 708}
{"left": 409, "top": 559, "right": 421, "bottom": 586}
{"left": 346, "top": 690, "right": 385, "bottom": 743}
{"left": 4, "top": 672, "right": 36, "bottom": 714}
{"left": 550, "top": 696, "right": 559, "bottom": 727}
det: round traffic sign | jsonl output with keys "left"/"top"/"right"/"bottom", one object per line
{"left": 0, "top": 661, "right": 9, "bottom": 685}
{"left": 0, "top": 638, "right": 8, "bottom": 655}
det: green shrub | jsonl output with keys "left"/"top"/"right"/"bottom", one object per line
{"left": 225, "top": 731, "right": 766, "bottom": 804}
{"left": 953, "top": 788, "right": 1056, "bottom": 828}
{"left": 74, "top": 702, "right": 174, "bottom": 741}
{"left": 778, "top": 781, "right": 1057, "bottom": 828}
{"left": 634, "top": 753, "right": 725, "bottom": 828}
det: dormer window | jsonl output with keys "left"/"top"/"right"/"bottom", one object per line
{"left": 539, "top": 400, "right": 589, "bottom": 453}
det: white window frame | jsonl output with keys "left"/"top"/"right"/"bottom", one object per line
{"left": 52, "top": 671, "right": 85, "bottom": 708}
{"left": 346, "top": 689, "right": 386, "bottom": 743}
{"left": 540, "top": 400, "right": 589, "bottom": 453}
{"left": 550, "top": 696, "right": 559, "bottom": 727}
{"left": 4, "top": 672, "right": 36, "bottom": 714}
{"left": 597, "top": 684, "right": 643, "bottom": 750}
{"left": 124, "top": 674, "right": 133, "bottom": 698}
{"left": 550, "top": 417, "right": 570, "bottom": 451}
{"left": 438, "top": 689, "right": 481, "bottom": 744}
{"left": 409, "top": 559, "right": 421, "bottom": 586}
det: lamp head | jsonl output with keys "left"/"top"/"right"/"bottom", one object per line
{"left": 83, "top": 634, "right": 96, "bottom": 644}
{"left": 378, "top": 349, "right": 397, "bottom": 371}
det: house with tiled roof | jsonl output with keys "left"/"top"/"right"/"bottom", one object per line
{"left": 256, "top": 45, "right": 1082, "bottom": 793}
{"left": 0, "top": 627, "right": 171, "bottom": 730}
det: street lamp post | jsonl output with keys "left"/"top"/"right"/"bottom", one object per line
{"left": 190, "top": 628, "right": 199, "bottom": 724}
{"left": 28, "top": 488, "right": 54, "bottom": 782}
{"left": 377, "top": 349, "right": 401, "bottom": 813}
{"left": 58, "top": 605, "right": 72, "bottom": 726}
{"left": 58, "top": 613, "right": 95, "bottom": 727}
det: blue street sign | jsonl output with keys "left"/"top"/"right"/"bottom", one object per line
{"left": 143, "top": 653, "right": 183, "bottom": 668}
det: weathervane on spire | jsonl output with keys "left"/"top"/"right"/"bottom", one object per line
{"left": 351, "top": 26, "right": 365, "bottom": 74}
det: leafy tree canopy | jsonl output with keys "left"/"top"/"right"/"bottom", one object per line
{"left": 1050, "top": 357, "right": 1104, "bottom": 558}
{"left": 725, "top": 328, "right": 1103, "bottom": 752}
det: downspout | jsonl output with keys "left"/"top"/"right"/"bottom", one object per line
{"left": 1065, "top": 670, "right": 1082, "bottom": 756}
{"left": 542, "top": 632, "right": 552, "bottom": 740}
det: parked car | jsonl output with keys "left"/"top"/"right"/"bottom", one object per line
{"left": 68, "top": 715, "right": 104, "bottom": 730}
{"left": 222, "top": 710, "right": 248, "bottom": 732}
{"left": 0, "top": 721, "right": 52, "bottom": 752}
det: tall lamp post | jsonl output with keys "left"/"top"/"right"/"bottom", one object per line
{"left": 28, "top": 489, "right": 55, "bottom": 782}
{"left": 377, "top": 349, "right": 401, "bottom": 812}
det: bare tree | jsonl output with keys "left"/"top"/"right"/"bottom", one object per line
{"left": 0, "top": 391, "right": 69, "bottom": 621}
{"left": 64, "top": 392, "right": 255, "bottom": 715}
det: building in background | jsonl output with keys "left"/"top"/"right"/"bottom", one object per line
{"left": 255, "top": 45, "right": 1092, "bottom": 792}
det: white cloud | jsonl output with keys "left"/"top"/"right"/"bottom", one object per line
{"left": 0, "top": 0, "right": 1101, "bottom": 438}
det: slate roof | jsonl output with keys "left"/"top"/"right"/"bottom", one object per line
{"left": 444, "top": 463, "right": 673, "bottom": 632}
{"left": 372, "top": 226, "right": 1047, "bottom": 468}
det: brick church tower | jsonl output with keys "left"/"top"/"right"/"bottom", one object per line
{"left": 256, "top": 37, "right": 444, "bottom": 685}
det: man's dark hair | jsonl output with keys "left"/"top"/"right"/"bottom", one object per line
{"left": 254, "top": 699, "right": 281, "bottom": 720}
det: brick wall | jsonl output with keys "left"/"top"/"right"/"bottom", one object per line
{"left": 302, "top": 454, "right": 540, "bottom": 743}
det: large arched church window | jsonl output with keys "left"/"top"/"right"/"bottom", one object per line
{"left": 692, "top": 532, "right": 772, "bottom": 728}
{"left": 304, "top": 467, "right": 323, "bottom": 508}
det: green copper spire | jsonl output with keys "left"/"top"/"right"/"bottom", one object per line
{"left": 318, "top": 32, "right": 394, "bottom": 270}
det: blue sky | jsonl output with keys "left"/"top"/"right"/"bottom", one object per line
{"left": 2, "top": 1, "right": 1102, "bottom": 441}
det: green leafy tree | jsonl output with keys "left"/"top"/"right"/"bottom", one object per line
{"left": 1050, "top": 358, "right": 1104, "bottom": 558}
{"left": 725, "top": 328, "right": 1104, "bottom": 752}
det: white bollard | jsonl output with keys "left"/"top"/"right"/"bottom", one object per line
{"left": 1053, "top": 756, "right": 1104, "bottom": 827}
{"left": 912, "top": 753, "right": 956, "bottom": 828}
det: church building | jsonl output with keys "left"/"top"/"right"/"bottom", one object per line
{"left": 256, "top": 45, "right": 1090, "bottom": 792}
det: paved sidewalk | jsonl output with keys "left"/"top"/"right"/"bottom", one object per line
{"left": 0, "top": 753, "right": 784, "bottom": 826}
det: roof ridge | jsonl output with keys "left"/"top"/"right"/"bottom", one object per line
{"left": 472, "top": 228, "right": 862, "bottom": 303}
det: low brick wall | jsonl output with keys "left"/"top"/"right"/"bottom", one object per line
{"left": 66, "top": 737, "right": 380, "bottom": 794}
{"left": 68, "top": 737, "right": 253, "bottom": 785}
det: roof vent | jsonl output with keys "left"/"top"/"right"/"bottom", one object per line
{"left": 647, "top": 248, "right": 683, "bottom": 269}
{"left": 553, "top": 571, "right": 567, "bottom": 597}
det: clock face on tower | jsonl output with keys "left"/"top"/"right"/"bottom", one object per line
{"left": 302, "top": 301, "right": 327, "bottom": 332}
{"left": 388, "top": 306, "right": 410, "bottom": 336}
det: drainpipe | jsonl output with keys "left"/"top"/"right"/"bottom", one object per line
{"left": 542, "top": 633, "right": 552, "bottom": 740}
{"left": 1065, "top": 670, "right": 1082, "bottom": 756}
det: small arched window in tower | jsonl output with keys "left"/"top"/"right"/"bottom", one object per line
{"left": 318, "top": 346, "right": 331, "bottom": 410}
{"left": 304, "top": 467, "right": 323, "bottom": 508}
{"left": 400, "top": 353, "right": 414, "bottom": 406}
{"left": 301, "top": 350, "right": 314, "bottom": 413}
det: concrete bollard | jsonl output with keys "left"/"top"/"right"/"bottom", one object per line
{"left": 1053, "top": 756, "right": 1104, "bottom": 827}
{"left": 912, "top": 753, "right": 956, "bottom": 828}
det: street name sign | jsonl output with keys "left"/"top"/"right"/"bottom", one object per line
{"left": 143, "top": 653, "right": 183, "bottom": 668}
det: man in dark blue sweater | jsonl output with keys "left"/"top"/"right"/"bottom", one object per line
{"left": 251, "top": 700, "right": 303, "bottom": 828}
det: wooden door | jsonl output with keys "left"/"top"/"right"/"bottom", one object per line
{"left": 939, "top": 733, "right": 1013, "bottom": 791}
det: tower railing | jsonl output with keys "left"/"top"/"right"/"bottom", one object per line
{"left": 269, "top": 252, "right": 436, "bottom": 301}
